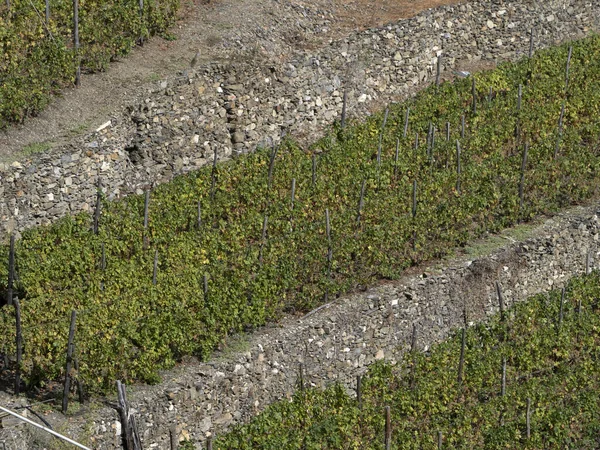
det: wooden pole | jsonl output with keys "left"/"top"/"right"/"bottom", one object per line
{"left": 73, "top": 0, "right": 80, "bottom": 87}
{"left": 116, "top": 381, "right": 142, "bottom": 450}
{"left": 496, "top": 281, "right": 505, "bottom": 321}
{"left": 207, "top": 436, "right": 213, "bottom": 450}
{"left": 210, "top": 148, "right": 218, "bottom": 200}
{"left": 586, "top": 250, "right": 591, "bottom": 275}
{"left": 501, "top": 358, "right": 507, "bottom": 396}
{"left": 73, "top": 357, "right": 85, "bottom": 404}
{"left": 393, "top": 138, "right": 400, "bottom": 179}
{"left": 6, "top": 234, "right": 15, "bottom": 306}
{"left": 455, "top": 140, "right": 461, "bottom": 194}
{"left": 403, "top": 107, "right": 410, "bottom": 138}
{"left": 62, "top": 310, "right": 77, "bottom": 414}
{"left": 461, "top": 115, "right": 465, "bottom": 139}
{"left": 436, "top": 54, "right": 442, "bottom": 88}
{"left": 326, "top": 209, "right": 332, "bottom": 276}
{"left": 384, "top": 406, "right": 391, "bottom": 450}
{"left": 203, "top": 274, "right": 209, "bottom": 305}
{"left": 457, "top": 327, "right": 466, "bottom": 386}
{"left": 558, "top": 287, "right": 565, "bottom": 332}
{"left": 138, "top": 0, "right": 144, "bottom": 45}
{"left": 143, "top": 189, "right": 150, "bottom": 248}
{"left": 340, "top": 90, "right": 347, "bottom": 130}
{"left": 169, "top": 423, "right": 178, "bottom": 450}
{"left": 438, "top": 430, "right": 443, "bottom": 449}
{"left": 377, "top": 108, "right": 389, "bottom": 166}
{"left": 471, "top": 76, "right": 476, "bottom": 115}
{"left": 45, "top": 0, "right": 50, "bottom": 25}
{"left": 312, "top": 154, "right": 317, "bottom": 187}
{"left": 565, "top": 46, "right": 573, "bottom": 91}
{"left": 93, "top": 178, "right": 102, "bottom": 235}
{"left": 14, "top": 297, "right": 22, "bottom": 394}
{"left": 356, "top": 375, "right": 362, "bottom": 409}
{"left": 528, "top": 28, "right": 535, "bottom": 59}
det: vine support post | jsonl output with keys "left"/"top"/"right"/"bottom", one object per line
{"left": 203, "top": 274, "right": 209, "bottom": 306}
{"left": 210, "top": 148, "right": 218, "bottom": 201}
{"left": 340, "top": 89, "right": 347, "bottom": 130}
{"left": 435, "top": 54, "right": 442, "bottom": 88}
{"left": 93, "top": 178, "right": 102, "bottom": 235}
{"left": 138, "top": 0, "right": 144, "bottom": 45}
{"left": 460, "top": 115, "right": 465, "bottom": 139}
{"left": 565, "top": 45, "right": 573, "bottom": 91}
{"left": 325, "top": 208, "right": 332, "bottom": 278}
{"left": 377, "top": 107, "right": 388, "bottom": 166}
{"left": 143, "top": 189, "right": 150, "bottom": 248}
{"left": 438, "top": 430, "right": 443, "bottom": 449}
{"left": 585, "top": 250, "right": 591, "bottom": 275}
{"left": 258, "top": 214, "right": 268, "bottom": 266}
{"left": 528, "top": 28, "right": 535, "bottom": 59}
{"left": 393, "top": 138, "right": 400, "bottom": 179}
{"left": 457, "top": 327, "right": 466, "bottom": 387}
{"left": 558, "top": 287, "right": 565, "bottom": 333}
{"left": 501, "top": 358, "right": 507, "bottom": 397}
{"left": 412, "top": 179, "right": 417, "bottom": 251}
{"left": 45, "top": 0, "right": 50, "bottom": 25}
{"left": 356, "top": 375, "right": 362, "bottom": 410}
{"left": 496, "top": 281, "right": 505, "bottom": 322}
{"left": 62, "top": 310, "right": 77, "bottom": 414}
{"left": 14, "top": 297, "right": 22, "bottom": 395}
{"left": 455, "top": 140, "right": 461, "bottom": 194}
{"left": 403, "top": 107, "right": 410, "bottom": 138}
{"left": 73, "top": 0, "right": 80, "bottom": 87}
{"left": 267, "top": 146, "right": 278, "bottom": 191}
{"left": 312, "top": 154, "right": 317, "bottom": 187}
{"left": 206, "top": 436, "right": 213, "bottom": 450}
{"left": 471, "top": 76, "right": 476, "bottom": 115}
{"left": 384, "top": 406, "right": 391, "bottom": 450}
{"left": 7, "top": 233, "right": 15, "bottom": 306}
{"left": 197, "top": 200, "right": 202, "bottom": 229}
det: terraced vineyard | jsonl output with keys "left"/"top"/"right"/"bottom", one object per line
{"left": 215, "top": 272, "right": 600, "bottom": 449}
{"left": 1, "top": 34, "right": 599, "bottom": 394}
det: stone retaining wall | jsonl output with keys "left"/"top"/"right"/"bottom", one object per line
{"left": 0, "top": 0, "right": 598, "bottom": 238}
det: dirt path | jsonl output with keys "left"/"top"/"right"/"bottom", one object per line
{"left": 0, "top": 0, "right": 459, "bottom": 162}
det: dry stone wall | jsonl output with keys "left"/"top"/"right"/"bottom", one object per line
{"left": 0, "top": 0, "right": 598, "bottom": 239}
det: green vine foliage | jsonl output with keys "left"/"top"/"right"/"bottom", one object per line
{"left": 216, "top": 272, "right": 600, "bottom": 449}
{"left": 0, "top": 35, "right": 599, "bottom": 393}
{"left": 0, "top": 0, "right": 178, "bottom": 127}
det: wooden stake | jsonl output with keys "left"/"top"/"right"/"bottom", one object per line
{"left": 298, "top": 364, "right": 304, "bottom": 391}
{"left": 6, "top": 234, "right": 15, "bottom": 306}
{"left": 62, "top": 310, "right": 77, "bottom": 414}
{"left": 291, "top": 178, "right": 296, "bottom": 210}
{"left": 377, "top": 108, "right": 388, "bottom": 166}
{"left": 438, "top": 430, "right": 443, "bottom": 449}
{"left": 457, "top": 327, "right": 466, "bottom": 386}
{"left": 45, "top": 0, "right": 50, "bottom": 24}
{"left": 461, "top": 115, "right": 465, "bottom": 139}
{"left": 143, "top": 189, "right": 150, "bottom": 230}
{"left": 169, "top": 424, "right": 177, "bottom": 450}
{"left": 14, "top": 297, "right": 22, "bottom": 395}
{"left": 565, "top": 46, "right": 573, "bottom": 91}
{"left": 436, "top": 54, "right": 442, "bottom": 88}
{"left": 496, "top": 281, "right": 505, "bottom": 321}
{"left": 384, "top": 406, "right": 391, "bottom": 450}
{"left": 93, "top": 179, "right": 101, "bottom": 235}
{"left": 341, "top": 90, "right": 347, "bottom": 130}
{"left": 116, "top": 381, "right": 142, "bottom": 450}
{"left": 210, "top": 148, "right": 218, "bottom": 200}
{"left": 412, "top": 180, "right": 417, "bottom": 218}
{"left": 403, "top": 107, "right": 410, "bottom": 138}
{"left": 501, "top": 358, "right": 506, "bottom": 396}
{"left": 356, "top": 375, "right": 362, "bottom": 409}
{"left": 207, "top": 436, "right": 213, "bottom": 450}
{"left": 393, "top": 138, "right": 400, "bottom": 179}
{"left": 101, "top": 242, "right": 106, "bottom": 271}
{"left": 528, "top": 28, "right": 535, "bottom": 59}
{"left": 471, "top": 76, "right": 476, "bottom": 115}
{"left": 585, "top": 250, "right": 591, "bottom": 275}
{"left": 73, "top": 0, "right": 80, "bottom": 87}
{"left": 312, "top": 154, "right": 317, "bottom": 187}
{"left": 455, "top": 140, "right": 461, "bottom": 194}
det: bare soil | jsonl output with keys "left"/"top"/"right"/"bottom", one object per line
{"left": 0, "top": 0, "right": 461, "bottom": 162}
